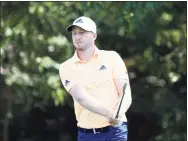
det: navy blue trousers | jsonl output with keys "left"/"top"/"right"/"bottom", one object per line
{"left": 77, "top": 122, "right": 128, "bottom": 141}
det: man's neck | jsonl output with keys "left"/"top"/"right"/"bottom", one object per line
{"left": 77, "top": 45, "right": 95, "bottom": 61}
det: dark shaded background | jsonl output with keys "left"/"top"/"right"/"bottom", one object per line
{"left": 0, "top": 1, "right": 187, "bottom": 141}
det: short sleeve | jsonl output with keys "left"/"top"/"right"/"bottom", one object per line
{"left": 111, "top": 51, "right": 128, "bottom": 79}
{"left": 59, "top": 63, "right": 76, "bottom": 93}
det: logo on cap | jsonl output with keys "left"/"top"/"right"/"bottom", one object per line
{"left": 99, "top": 65, "right": 107, "bottom": 70}
{"left": 75, "top": 18, "right": 83, "bottom": 23}
{"left": 65, "top": 80, "right": 70, "bottom": 86}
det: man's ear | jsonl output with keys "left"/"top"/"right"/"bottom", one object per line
{"left": 93, "top": 33, "right": 97, "bottom": 40}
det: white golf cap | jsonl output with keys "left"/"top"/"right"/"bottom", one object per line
{"left": 66, "top": 16, "right": 97, "bottom": 34}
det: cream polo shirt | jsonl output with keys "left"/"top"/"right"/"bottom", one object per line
{"left": 59, "top": 47, "right": 131, "bottom": 128}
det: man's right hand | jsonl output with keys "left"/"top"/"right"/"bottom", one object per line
{"left": 106, "top": 111, "right": 120, "bottom": 126}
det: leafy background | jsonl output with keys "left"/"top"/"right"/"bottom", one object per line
{"left": 0, "top": 1, "right": 186, "bottom": 141}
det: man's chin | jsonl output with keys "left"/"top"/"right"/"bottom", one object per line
{"left": 76, "top": 47, "right": 84, "bottom": 51}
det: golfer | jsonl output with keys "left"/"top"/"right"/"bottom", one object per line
{"left": 59, "top": 16, "right": 132, "bottom": 141}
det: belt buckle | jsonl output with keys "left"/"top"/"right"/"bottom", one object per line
{"left": 93, "top": 128, "right": 100, "bottom": 134}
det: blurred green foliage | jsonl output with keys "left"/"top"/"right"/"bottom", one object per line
{"left": 0, "top": 1, "right": 186, "bottom": 141}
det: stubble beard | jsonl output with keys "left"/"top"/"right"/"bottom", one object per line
{"left": 76, "top": 46, "right": 85, "bottom": 51}
{"left": 76, "top": 44, "right": 89, "bottom": 52}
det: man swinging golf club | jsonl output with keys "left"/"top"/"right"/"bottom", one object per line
{"left": 59, "top": 16, "right": 132, "bottom": 141}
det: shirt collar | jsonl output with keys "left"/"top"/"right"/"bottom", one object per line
{"left": 72, "top": 47, "right": 100, "bottom": 63}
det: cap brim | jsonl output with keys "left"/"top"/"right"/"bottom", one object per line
{"left": 66, "top": 24, "right": 88, "bottom": 32}
{"left": 66, "top": 24, "right": 96, "bottom": 33}
{"left": 66, "top": 25, "right": 74, "bottom": 32}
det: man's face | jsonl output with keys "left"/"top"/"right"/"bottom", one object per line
{"left": 72, "top": 26, "right": 96, "bottom": 51}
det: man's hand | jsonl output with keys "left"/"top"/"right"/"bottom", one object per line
{"left": 109, "top": 118, "right": 120, "bottom": 126}
{"left": 106, "top": 110, "right": 121, "bottom": 126}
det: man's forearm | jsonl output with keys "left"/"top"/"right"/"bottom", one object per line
{"left": 78, "top": 95, "right": 112, "bottom": 118}
{"left": 69, "top": 84, "right": 112, "bottom": 119}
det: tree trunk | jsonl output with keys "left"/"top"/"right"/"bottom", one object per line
{"left": 0, "top": 87, "right": 13, "bottom": 141}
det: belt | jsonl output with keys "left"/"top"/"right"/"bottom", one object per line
{"left": 78, "top": 125, "right": 110, "bottom": 134}
{"left": 78, "top": 122, "right": 127, "bottom": 134}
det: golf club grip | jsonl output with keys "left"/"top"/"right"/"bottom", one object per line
{"left": 115, "top": 83, "right": 127, "bottom": 118}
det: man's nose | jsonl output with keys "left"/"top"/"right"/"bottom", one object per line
{"left": 74, "top": 34, "right": 81, "bottom": 40}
